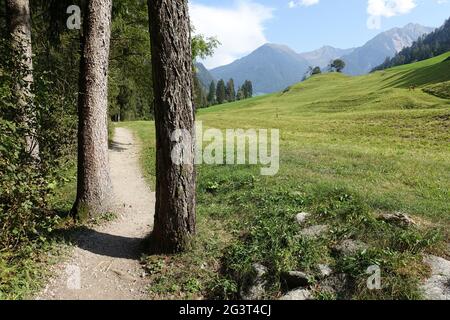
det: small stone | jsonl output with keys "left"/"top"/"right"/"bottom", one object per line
{"left": 318, "top": 264, "right": 333, "bottom": 277}
{"left": 281, "top": 271, "right": 311, "bottom": 289}
{"left": 299, "top": 225, "right": 328, "bottom": 239}
{"left": 319, "top": 273, "right": 350, "bottom": 298}
{"left": 241, "top": 263, "right": 268, "bottom": 300}
{"left": 421, "top": 255, "right": 450, "bottom": 300}
{"left": 333, "top": 239, "right": 369, "bottom": 256}
{"left": 253, "top": 263, "right": 267, "bottom": 278}
{"left": 378, "top": 212, "right": 416, "bottom": 227}
{"left": 279, "top": 289, "right": 313, "bottom": 300}
{"left": 296, "top": 212, "right": 310, "bottom": 225}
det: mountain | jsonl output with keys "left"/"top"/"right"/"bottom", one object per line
{"left": 210, "top": 43, "right": 310, "bottom": 95}
{"left": 299, "top": 46, "right": 355, "bottom": 68}
{"left": 207, "top": 23, "right": 433, "bottom": 94}
{"left": 195, "top": 62, "right": 216, "bottom": 90}
{"left": 341, "top": 23, "right": 434, "bottom": 75}
{"left": 373, "top": 18, "right": 450, "bottom": 71}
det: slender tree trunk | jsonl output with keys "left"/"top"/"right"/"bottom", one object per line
{"left": 147, "top": 0, "right": 196, "bottom": 253}
{"left": 6, "top": 0, "right": 39, "bottom": 160}
{"left": 72, "top": 0, "right": 114, "bottom": 220}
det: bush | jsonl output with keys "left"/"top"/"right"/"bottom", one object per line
{"left": 0, "top": 36, "right": 76, "bottom": 253}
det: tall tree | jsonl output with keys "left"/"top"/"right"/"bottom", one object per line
{"left": 193, "top": 75, "right": 207, "bottom": 109}
{"left": 216, "top": 79, "right": 226, "bottom": 104}
{"left": 226, "top": 78, "right": 236, "bottom": 102}
{"left": 72, "top": 0, "right": 114, "bottom": 219}
{"left": 148, "top": 0, "right": 196, "bottom": 253}
{"left": 207, "top": 80, "right": 216, "bottom": 105}
{"left": 6, "top": 0, "right": 39, "bottom": 160}
{"left": 242, "top": 80, "right": 253, "bottom": 99}
{"left": 236, "top": 86, "right": 245, "bottom": 100}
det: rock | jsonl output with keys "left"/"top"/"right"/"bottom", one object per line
{"left": 318, "top": 264, "right": 333, "bottom": 278}
{"left": 296, "top": 212, "right": 310, "bottom": 225}
{"left": 253, "top": 263, "right": 267, "bottom": 277}
{"left": 333, "top": 239, "right": 369, "bottom": 256}
{"left": 378, "top": 212, "right": 416, "bottom": 227}
{"left": 240, "top": 263, "right": 268, "bottom": 300}
{"left": 281, "top": 271, "right": 311, "bottom": 289}
{"left": 279, "top": 289, "right": 313, "bottom": 300}
{"left": 421, "top": 255, "right": 450, "bottom": 300}
{"left": 319, "top": 273, "right": 351, "bottom": 298}
{"left": 299, "top": 225, "right": 328, "bottom": 239}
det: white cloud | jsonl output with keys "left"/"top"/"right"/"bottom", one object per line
{"left": 189, "top": 1, "right": 274, "bottom": 69}
{"left": 366, "top": 0, "right": 417, "bottom": 29}
{"left": 367, "top": 0, "right": 416, "bottom": 18}
{"left": 288, "top": 0, "right": 320, "bottom": 8}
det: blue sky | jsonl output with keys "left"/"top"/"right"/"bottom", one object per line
{"left": 190, "top": 0, "right": 450, "bottom": 69}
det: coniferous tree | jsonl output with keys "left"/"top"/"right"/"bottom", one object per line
{"left": 226, "top": 78, "right": 236, "bottom": 102}
{"left": 242, "top": 80, "right": 253, "bottom": 99}
{"left": 216, "top": 79, "right": 226, "bottom": 104}
{"left": 207, "top": 80, "right": 216, "bottom": 105}
{"left": 236, "top": 86, "right": 245, "bottom": 100}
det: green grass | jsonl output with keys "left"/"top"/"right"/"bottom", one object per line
{"left": 122, "top": 53, "right": 450, "bottom": 300}
{"left": 198, "top": 52, "right": 450, "bottom": 225}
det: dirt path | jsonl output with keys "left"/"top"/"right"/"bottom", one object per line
{"left": 37, "top": 127, "right": 155, "bottom": 300}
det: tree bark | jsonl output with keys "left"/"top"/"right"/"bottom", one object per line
{"left": 147, "top": 0, "right": 196, "bottom": 253}
{"left": 72, "top": 0, "right": 114, "bottom": 220}
{"left": 6, "top": 0, "right": 39, "bottom": 160}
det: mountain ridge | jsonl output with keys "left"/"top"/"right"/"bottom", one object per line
{"left": 200, "top": 23, "right": 435, "bottom": 94}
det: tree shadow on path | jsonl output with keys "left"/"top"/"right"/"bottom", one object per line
{"left": 58, "top": 226, "right": 146, "bottom": 260}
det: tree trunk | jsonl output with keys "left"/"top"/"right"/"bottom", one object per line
{"left": 6, "top": 0, "right": 39, "bottom": 160}
{"left": 72, "top": 0, "right": 114, "bottom": 220}
{"left": 147, "top": 0, "right": 196, "bottom": 253}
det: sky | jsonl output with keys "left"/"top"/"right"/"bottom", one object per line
{"left": 189, "top": 0, "right": 450, "bottom": 69}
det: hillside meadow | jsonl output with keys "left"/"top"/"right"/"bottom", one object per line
{"left": 119, "top": 53, "right": 450, "bottom": 299}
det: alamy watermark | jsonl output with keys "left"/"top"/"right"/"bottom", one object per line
{"left": 66, "top": 5, "right": 81, "bottom": 30}
{"left": 366, "top": 265, "right": 382, "bottom": 290}
{"left": 171, "top": 121, "right": 280, "bottom": 176}
{"left": 66, "top": 264, "right": 81, "bottom": 290}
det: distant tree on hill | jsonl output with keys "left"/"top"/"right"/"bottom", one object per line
{"left": 226, "top": 78, "right": 236, "bottom": 102}
{"left": 236, "top": 86, "right": 245, "bottom": 100}
{"left": 312, "top": 66, "right": 322, "bottom": 75}
{"left": 207, "top": 80, "right": 216, "bottom": 105}
{"left": 329, "top": 59, "right": 346, "bottom": 73}
{"left": 193, "top": 75, "right": 207, "bottom": 109}
{"left": 216, "top": 79, "right": 226, "bottom": 104}
{"left": 242, "top": 80, "right": 253, "bottom": 98}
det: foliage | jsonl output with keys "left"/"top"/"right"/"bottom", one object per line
{"left": 192, "top": 34, "right": 220, "bottom": 61}
{"left": 0, "top": 38, "right": 51, "bottom": 246}
{"left": 109, "top": 0, "right": 154, "bottom": 121}
{"left": 312, "top": 66, "right": 322, "bottom": 75}
{"left": 329, "top": 59, "right": 346, "bottom": 73}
